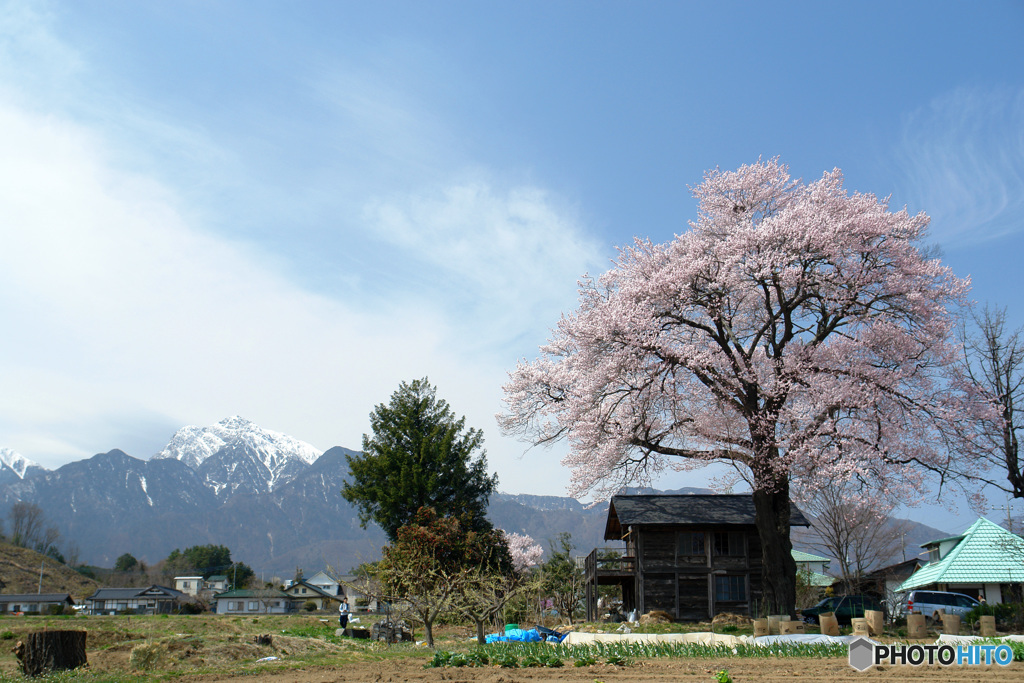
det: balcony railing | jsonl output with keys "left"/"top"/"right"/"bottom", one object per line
{"left": 584, "top": 547, "right": 636, "bottom": 579}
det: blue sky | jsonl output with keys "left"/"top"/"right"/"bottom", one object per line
{"left": 1, "top": 1, "right": 1022, "bottom": 533}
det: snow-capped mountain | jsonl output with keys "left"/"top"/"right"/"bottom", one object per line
{"left": 153, "top": 416, "right": 323, "bottom": 498}
{"left": 0, "top": 447, "right": 47, "bottom": 484}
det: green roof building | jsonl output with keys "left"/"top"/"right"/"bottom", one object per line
{"left": 792, "top": 549, "right": 834, "bottom": 587}
{"left": 898, "top": 518, "right": 1024, "bottom": 604}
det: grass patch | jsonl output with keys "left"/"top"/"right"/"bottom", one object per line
{"left": 422, "top": 638, "right": 851, "bottom": 668}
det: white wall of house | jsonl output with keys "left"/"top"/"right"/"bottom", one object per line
{"left": 174, "top": 577, "right": 204, "bottom": 596}
{"left": 307, "top": 571, "right": 340, "bottom": 595}
{"left": 214, "top": 599, "right": 290, "bottom": 615}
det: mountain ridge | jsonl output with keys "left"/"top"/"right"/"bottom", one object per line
{"left": 0, "top": 419, "right": 951, "bottom": 575}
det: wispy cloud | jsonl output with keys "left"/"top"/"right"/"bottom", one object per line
{"left": 364, "top": 179, "right": 603, "bottom": 352}
{"left": 894, "top": 86, "right": 1024, "bottom": 245}
{"left": 0, "top": 99, "right": 451, "bottom": 465}
{"left": 0, "top": 6, "right": 604, "bottom": 499}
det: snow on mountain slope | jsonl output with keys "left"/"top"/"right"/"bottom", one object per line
{"left": 0, "top": 447, "right": 46, "bottom": 480}
{"left": 153, "top": 416, "right": 323, "bottom": 497}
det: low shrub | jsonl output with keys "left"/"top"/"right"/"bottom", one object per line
{"left": 964, "top": 602, "right": 1023, "bottom": 629}
{"left": 129, "top": 641, "right": 168, "bottom": 670}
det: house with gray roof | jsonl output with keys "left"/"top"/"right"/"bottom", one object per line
{"left": 305, "top": 570, "right": 380, "bottom": 613}
{"left": 897, "top": 517, "right": 1024, "bottom": 604}
{"left": 213, "top": 588, "right": 292, "bottom": 614}
{"left": 84, "top": 585, "right": 188, "bottom": 615}
{"left": 584, "top": 494, "right": 810, "bottom": 621}
{"left": 0, "top": 593, "right": 74, "bottom": 614}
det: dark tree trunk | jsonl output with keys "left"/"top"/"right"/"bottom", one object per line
{"left": 15, "top": 630, "right": 87, "bottom": 677}
{"left": 474, "top": 618, "right": 486, "bottom": 645}
{"left": 752, "top": 480, "right": 797, "bottom": 617}
{"left": 423, "top": 617, "right": 435, "bottom": 648}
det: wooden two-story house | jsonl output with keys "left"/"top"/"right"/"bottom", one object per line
{"left": 584, "top": 494, "right": 809, "bottom": 621}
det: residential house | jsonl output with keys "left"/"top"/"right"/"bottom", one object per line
{"left": 213, "top": 589, "right": 292, "bottom": 614}
{"left": 84, "top": 585, "right": 188, "bottom": 615}
{"left": 174, "top": 576, "right": 205, "bottom": 596}
{"left": 206, "top": 575, "right": 230, "bottom": 592}
{"left": 831, "top": 557, "right": 924, "bottom": 600}
{"left": 792, "top": 550, "right": 834, "bottom": 588}
{"left": 584, "top": 494, "right": 810, "bottom": 621}
{"left": 0, "top": 593, "right": 74, "bottom": 614}
{"left": 174, "top": 574, "right": 230, "bottom": 601}
{"left": 898, "top": 517, "right": 1024, "bottom": 604}
{"left": 284, "top": 579, "right": 340, "bottom": 610}
{"left": 305, "top": 570, "right": 340, "bottom": 596}
{"left": 301, "top": 570, "right": 380, "bottom": 613}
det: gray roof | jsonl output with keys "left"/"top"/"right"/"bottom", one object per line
{"left": 87, "top": 585, "right": 185, "bottom": 601}
{"left": 0, "top": 594, "right": 72, "bottom": 603}
{"left": 604, "top": 494, "right": 810, "bottom": 540}
{"left": 214, "top": 588, "right": 290, "bottom": 600}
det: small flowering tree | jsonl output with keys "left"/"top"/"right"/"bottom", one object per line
{"left": 501, "top": 159, "right": 987, "bottom": 615}
{"left": 457, "top": 531, "right": 543, "bottom": 643}
{"left": 505, "top": 531, "right": 544, "bottom": 571}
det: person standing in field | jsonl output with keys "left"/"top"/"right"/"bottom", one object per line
{"left": 339, "top": 597, "right": 350, "bottom": 629}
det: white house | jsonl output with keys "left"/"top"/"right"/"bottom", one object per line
{"left": 174, "top": 576, "right": 205, "bottom": 596}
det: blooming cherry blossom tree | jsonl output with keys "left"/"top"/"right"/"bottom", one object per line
{"left": 500, "top": 159, "right": 984, "bottom": 615}
{"left": 504, "top": 531, "right": 544, "bottom": 571}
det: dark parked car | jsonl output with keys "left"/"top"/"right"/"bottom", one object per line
{"left": 801, "top": 595, "right": 884, "bottom": 625}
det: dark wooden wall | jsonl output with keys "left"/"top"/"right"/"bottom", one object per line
{"left": 635, "top": 526, "right": 761, "bottom": 620}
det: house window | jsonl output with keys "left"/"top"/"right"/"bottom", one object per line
{"left": 248, "top": 601, "right": 258, "bottom": 611}
{"left": 713, "top": 532, "right": 744, "bottom": 557}
{"left": 715, "top": 575, "right": 746, "bottom": 602}
{"left": 678, "top": 532, "right": 705, "bottom": 556}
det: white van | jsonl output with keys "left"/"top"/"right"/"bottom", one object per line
{"left": 900, "top": 590, "right": 980, "bottom": 623}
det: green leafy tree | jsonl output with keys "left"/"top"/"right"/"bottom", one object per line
{"left": 343, "top": 378, "right": 499, "bottom": 541}
{"left": 228, "top": 561, "right": 255, "bottom": 589}
{"left": 114, "top": 553, "right": 139, "bottom": 572}
{"left": 165, "top": 544, "right": 234, "bottom": 577}
{"left": 539, "top": 533, "right": 585, "bottom": 624}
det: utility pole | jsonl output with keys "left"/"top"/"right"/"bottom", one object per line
{"left": 38, "top": 560, "right": 44, "bottom": 594}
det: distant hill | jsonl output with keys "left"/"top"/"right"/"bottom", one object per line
{"left": 0, "top": 542, "right": 98, "bottom": 600}
{"left": 0, "top": 418, "right": 952, "bottom": 576}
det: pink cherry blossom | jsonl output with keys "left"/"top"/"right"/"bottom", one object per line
{"left": 503, "top": 530, "right": 544, "bottom": 571}
{"left": 499, "top": 159, "right": 991, "bottom": 613}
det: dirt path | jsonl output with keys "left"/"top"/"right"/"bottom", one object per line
{"left": 176, "top": 656, "right": 1024, "bottom": 682}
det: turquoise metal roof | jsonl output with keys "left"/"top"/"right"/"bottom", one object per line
{"left": 899, "top": 518, "right": 1024, "bottom": 590}
{"left": 792, "top": 549, "right": 832, "bottom": 563}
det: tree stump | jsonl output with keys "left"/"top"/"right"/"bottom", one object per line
{"left": 14, "top": 630, "right": 87, "bottom": 677}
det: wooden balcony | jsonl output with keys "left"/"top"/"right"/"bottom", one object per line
{"left": 584, "top": 547, "right": 636, "bottom": 584}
